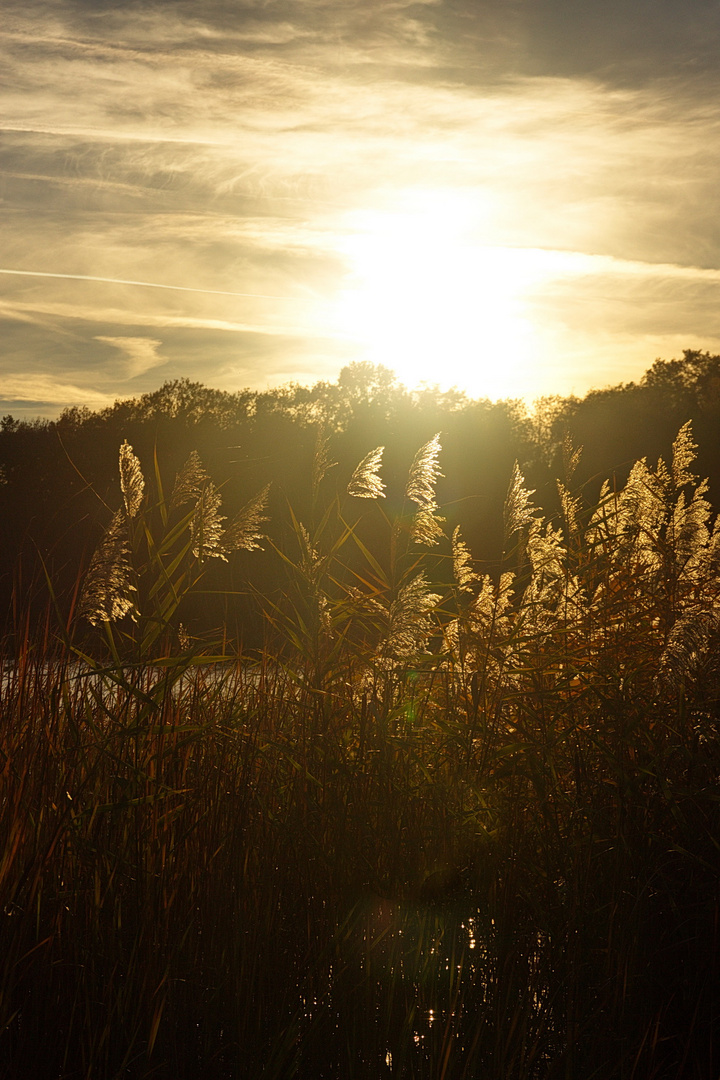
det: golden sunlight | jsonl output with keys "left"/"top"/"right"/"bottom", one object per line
{"left": 332, "top": 192, "right": 554, "bottom": 399}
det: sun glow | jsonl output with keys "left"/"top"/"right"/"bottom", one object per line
{"left": 332, "top": 193, "right": 551, "bottom": 399}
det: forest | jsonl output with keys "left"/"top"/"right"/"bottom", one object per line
{"left": 1, "top": 349, "right": 719, "bottom": 1078}
{"left": 4, "top": 348, "right": 720, "bottom": 642}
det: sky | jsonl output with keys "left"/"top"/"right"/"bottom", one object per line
{"left": 3, "top": 0, "right": 720, "bottom": 418}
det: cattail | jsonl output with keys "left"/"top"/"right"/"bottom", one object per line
{"left": 78, "top": 509, "right": 136, "bottom": 625}
{"left": 348, "top": 446, "right": 386, "bottom": 499}
{"left": 119, "top": 440, "right": 145, "bottom": 518}
{"left": 503, "top": 461, "right": 536, "bottom": 540}
{"left": 406, "top": 433, "right": 442, "bottom": 510}
{"left": 221, "top": 484, "right": 270, "bottom": 553}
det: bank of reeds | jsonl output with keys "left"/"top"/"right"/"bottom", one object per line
{"left": 1, "top": 426, "right": 719, "bottom": 1078}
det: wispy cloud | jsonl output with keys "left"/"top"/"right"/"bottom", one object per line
{"left": 0, "top": 374, "right": 115, "bottom": 409}
{"left": 94, "top": 336, "right": 166, "bottom": 379}
{"left": 0, "top": 268, "right": 303, "bottom": 301}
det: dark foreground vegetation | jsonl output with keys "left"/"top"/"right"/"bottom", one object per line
{"left": 1, "top": 352, "right": 720, "bottom": 1077}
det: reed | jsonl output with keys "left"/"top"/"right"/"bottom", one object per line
{"left": 0, "top": 427, "right": 718, "bottom": 1078}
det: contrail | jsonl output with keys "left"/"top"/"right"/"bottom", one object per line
{"left": 0, "top": 268, "right": 303, "bottom": 302}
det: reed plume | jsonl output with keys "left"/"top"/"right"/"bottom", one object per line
{"left": 79, "top": 441, "right": 144, "bottom": 624}
{"left": 410, "top": 507, "right": 445, "bottom": 547}
{"left": 171, "top": 450, "right": 208, "bottom": 507}
{"left": 78, "top": 509, "right": 136, "bottom": 625}
{"left": 562, "top": 432, "right": 583, "bottom": 482}
{"left": 312, "top": 429, "right": 337, "bottom": 496}
{"left": 406, "top": 433, "right": 442, "bottom": 510}
{"left": 190, "top": 482, "right": 226, "bottom": 562}
{"left": 119, "top": 440, "right": 145, "bottom": 518}
{"left": 503, "top": 461, "right": 536, "bottom": 540}
{"left": 452, "top": 526, "right": 479, "bottom": 593}
{"left": 557, "top": 480, "right": 581, "bottom": 537}
{"left": 347, "top": 446, "right": 386, "bottom": 499}
{"left": 384, "top": 572, "right": 440, "bottom": 658}
{"left": 221, "top": 483, "right": 270, "bottom": 553}
{"left": 671, "top": 419, "right": 699, "bottom": 489}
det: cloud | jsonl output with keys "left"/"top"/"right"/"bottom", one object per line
{"left": 0, "top": 373, "right": 114, "bottom": 409}
{"left": 94, "top": 336, "right": 166, "bottom": 379}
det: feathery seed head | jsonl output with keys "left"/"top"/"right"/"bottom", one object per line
{"left": 385, "top": 572, "right": 441, "bottom": 658}
{"left": 670, "top": 481, "right": 711, "bottom": 579}
{"left": 503, "top": 462, "right": 536, "bottom": 539}
{"left": 472, "top": 571, "right": 515, "bottom": 630}
{"left": 348, "top": 446, "right": 386, "bottom": 499}
{"left": 657, "top": 606, "right": 720, "bottom": 693}
{"left": 221, "top": 484, "right": 270, "bottom": 553}
{"left": 78, "top": 509, "right": 137, "bottom": 625}
{"left": 410, "top": 508, "right": 445, "bottom": 547}
{"left": 557, "top": 481, "right": 580, "bottom": 537}
{"left": 296, "top": 522, "right": 326, "bottom": 585}
{"left": 119, "top": 441, "right": 145, "bottom": 518}
{"left": 171, "top": 450, "right": 208, "bottom": 508}
{"left": 312, "top": 430, "right": 337, "bottom": 495}
{"left": 562, "top": 433, "right": 583, "bottom": 483}
{"left": 452, "top": 526, "right": 478, "bottom": 593}
{"left": 406, "top": 433, "right": 442, "bottom": 510}
{"left": 672, "top": 421, "right": 698, "bottom": 489}
{"left": 190, "top": 482, "right": 227, "bottom": 562}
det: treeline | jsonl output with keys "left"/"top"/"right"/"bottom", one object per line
{"left": 3, "top": 349, "right": 720, "bottom": 643}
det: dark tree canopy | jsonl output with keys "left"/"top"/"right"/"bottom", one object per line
{"left": 4, "top": 352, "right": 720, "bottom": 641}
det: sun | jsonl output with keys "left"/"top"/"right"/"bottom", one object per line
{"left": 331, "top": 192, "right": 549, "bottom": 399}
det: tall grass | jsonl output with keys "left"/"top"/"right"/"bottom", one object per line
{"left": 1, "top": 426, "right": 719, "bottom": 1078}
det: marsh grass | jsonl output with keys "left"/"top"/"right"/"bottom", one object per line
{"left": 1, "top": 427, "right": 719, "bottom": 1078}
